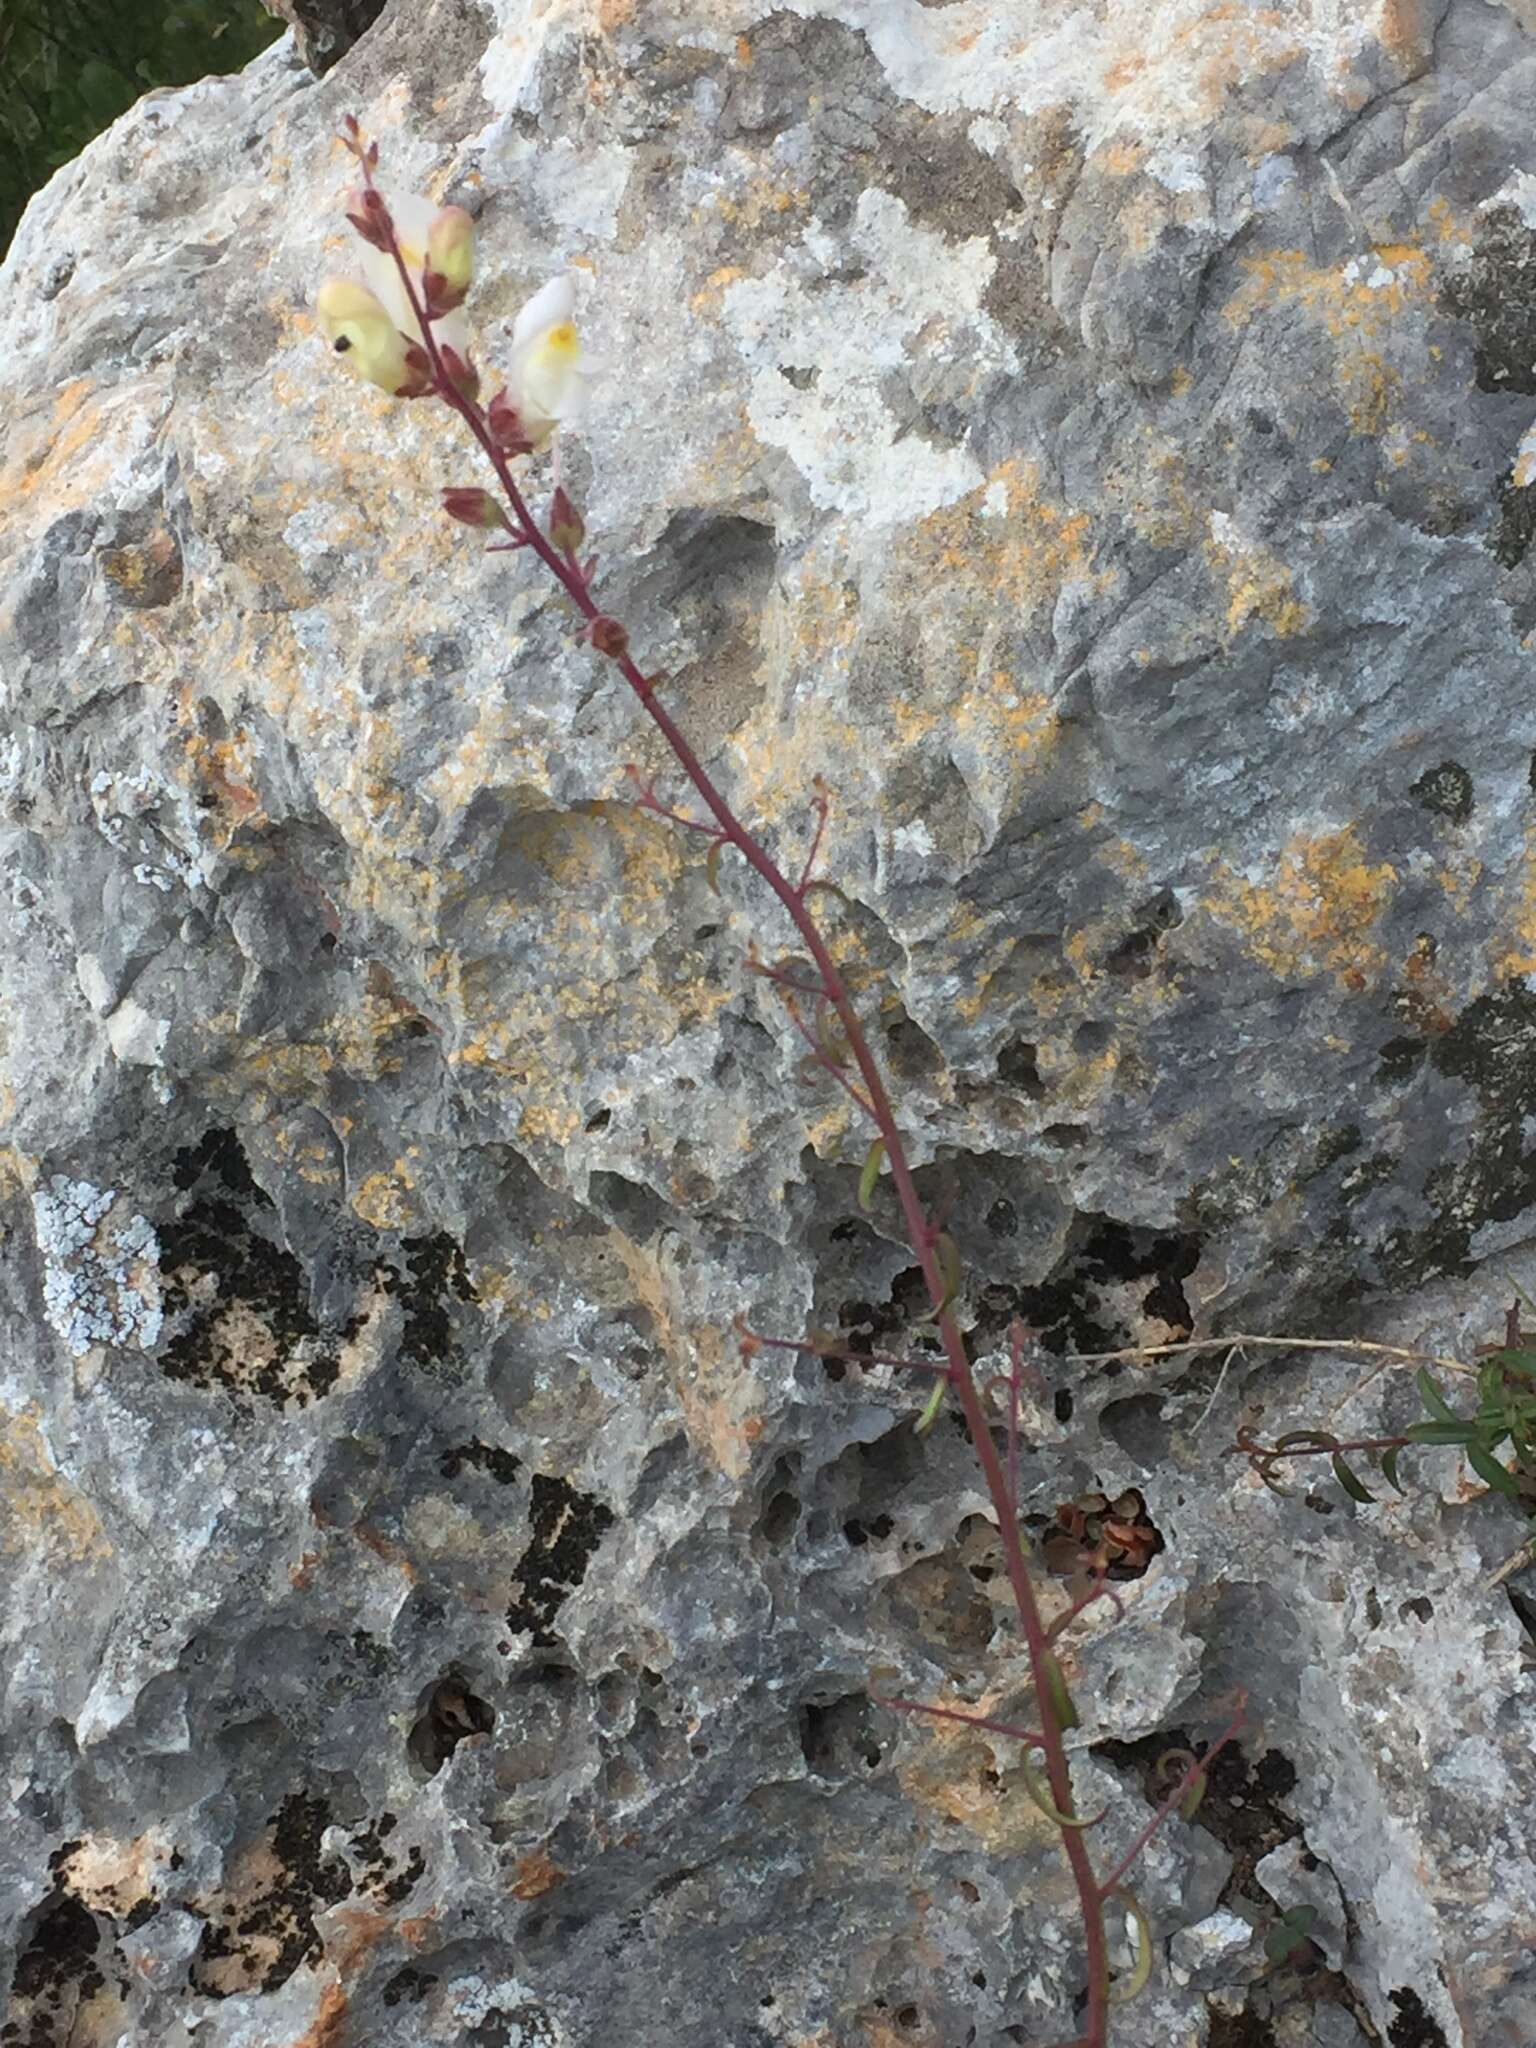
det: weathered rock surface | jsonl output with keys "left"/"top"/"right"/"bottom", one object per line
{"left": 4, "top": 2, "right": 1536, "bottom": 2044}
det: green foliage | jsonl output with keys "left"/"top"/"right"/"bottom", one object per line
{"left": 0, "top": 1, "right": 281, "bottom": 255}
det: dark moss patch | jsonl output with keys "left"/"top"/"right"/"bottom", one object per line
{"left": 508, "top": 1474, "right": 617, "bottom": 1649}
{"left": 1409, "top": 761, "right": 1474, "bottom": 825}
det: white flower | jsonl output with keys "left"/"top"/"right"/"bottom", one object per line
{"left": 506, "top": 274, "right": 592, "bottom": 449}
{"left": 355, "top": 188, "right": 471, "bottom": 362}
{"left": 315, "top": 278, "right": 424, "bottom": 397}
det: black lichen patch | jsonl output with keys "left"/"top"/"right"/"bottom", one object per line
{"left": 508, "top": 1474, "right": 617, "bottom": 1649}
{"left": 441, "top": 1438, "right": 522, "bottom": 1483}
{"left": 1387, "top": 1987, "right": 1449, "bottom": 2048}
{"left": 347, "top": 1812, "right": 427, "bottom": 1905}
{"left": 972, "top": 1212, "right": 1202, "bottom": 1356}
{"left": 1442, "top": 204, "right": 1536, "bottom": 397}
{"left": 1409, "top": 760, "right": 1474, "bottom": 825}
{"left": 158, "top": 1130, "right": 344, "bottom": 1408}
{"left": 385, "top": 1231, "right": 478, "bottom": 1374}
{"left": 2, "top": 1890, "right": 122, "bottom": 2048}
{"left": 1377, "top": 982, "right": 1536, "bottom": 1285}
{"left": 190, "top": 1792, "right": 351, "bottom": 1998}
{"left": 1492, "top": 462, "right": 1536, "bottom": 570}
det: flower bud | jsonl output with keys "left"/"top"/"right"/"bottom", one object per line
{"left": 316, "top": 278, "right": 424, "bottom": 397}
{"left": 345, "top": 183, "right": 393, "bottom": 251}
{"left": 549, "top": 487, "right": 585, "bottom": 555}
{"left": 487, "top": 389, "right": 533, "bottom": 456}
{"left": 588, "top": 615, "right": 629, "bottom": 660}
{"left": 425, "top": 205, "right": 475, "bottom": 305}
{"left": 441, "top": 487, "right": 509, "bottom": 531}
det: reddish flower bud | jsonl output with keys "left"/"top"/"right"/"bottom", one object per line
{"left": 588, "top": 615, "right": 629, "bottom": 660}
{"left": 439, "top": 344, "right": 480, "bottom": 403}
{"left": 487, "top": 389, "right": 533, "bottom": 455}
{"left": 441, "top": 488, "right": 509, "bottom": 531}
{"left": 345, "top": 184, "right": 393, "bottom": 251}
{"left": 549, "top": 487, "right": 585, "bottom": 555}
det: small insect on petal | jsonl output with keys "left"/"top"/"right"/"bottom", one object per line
{"left": 316, "top": 278, "right": 420, "bottom": 397}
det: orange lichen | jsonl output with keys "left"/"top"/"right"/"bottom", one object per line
{"left": 1205, "top": 828, "right": 1396, "bottom": 985}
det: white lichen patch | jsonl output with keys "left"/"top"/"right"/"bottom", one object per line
{"left": 722, "top": 188, "right": 1001, "bottom": 524}
{"left": 31, "top": 1176, "right": 162, "bottom": 1358}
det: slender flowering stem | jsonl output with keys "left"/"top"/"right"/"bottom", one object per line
{"left": 1093, "top": 1697, "right": 1248, "bottom": 1900}
{"left": 333, "top": 132, "right": 1263, "bottom": 2045}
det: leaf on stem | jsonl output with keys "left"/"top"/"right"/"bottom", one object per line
{"left": 913, "top": 1380, "right": 946, "bottom": 1437}
{"left": 1041, "top": 1651, "right": 1080, "bottom": 1733}
{"left": 1467, "top": 1439, "right": 1522, "bottom": 1499}
{"left": 921, "top": 1232, "right": 963, "bottom": 1322}
{"left": 1178, "top": 1767, "right": 1208, "bottom": 1822}
{"left": 1416, "top": 1367, "right": 1460, "bottom": 1425}
{"left": 1330, "top": 1453, "right": 1376, "bottom": 1505}
{"left": 1018, "top": 1753, "right": 1106, "bottom": 1829}
{"left": 705, "top": 838, "right": 726, "bottom": 894}
{"left": 858, "top": 1137, "right": 886, "bottom": 1212}
{"left": 1106, "top": 1889, "right": 1154, "bottom": 2005}
{"left": 1379, "top": 1445, "right": 1407, "bottom": 1494}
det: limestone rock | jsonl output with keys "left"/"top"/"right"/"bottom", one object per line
{"left": 4, "top": 3, "right": 1536, "bottom": 2046}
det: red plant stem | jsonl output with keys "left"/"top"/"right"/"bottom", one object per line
{"left": 372, "top": 187, "right": 1120, "bottom": 2044}
{"left": 878, "top": 1697, "right": 1046, "bottom": 1747}
{"left": 1093, "top": 1699, "right": 1247, "bottom": 1900}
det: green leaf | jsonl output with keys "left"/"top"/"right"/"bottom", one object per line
{"left": 1406, "top": 1420, "right": 1481, "bottom": 1447}
{"left": 1416, "top": 1368, "right": 1460, "bottom": 1425}
{"left": 1107, "top": 1889, "right": 1155, "bottom": 2005}
{"left": 1331, "top": 1453, "right": 1376, "bottom": 1504}
{"left": 704, "top": 839, "right": 724, "bottom": 894}
{"left": 913, "top": 1380, "right": 945, "bottom": 1437}
{"left": 857, "top": 1137, "right": 885, "bottom": 1213}
{"left": 1467, "top": 1440, "right": 1522, "bottom": 1499}
{"left": 1041, "top": 1652, "right": 1080, "bottom": 1734}
{"left": 1491, "top": 1347, "right": 1536, "bottom": 1380}
{"left": 1178, "top": 1768, "right": 1208, "bottom": 1822}
{"left": 1017, "top": 1754, "right": 1106, "bottom": 1830}
{"left": 921, "top": 1232, "right": 963, "bottom": 1324}
{"left": 1380, "top": 1446, "right": 1407, "bottom": 1495}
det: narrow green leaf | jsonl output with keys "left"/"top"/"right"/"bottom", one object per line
{"left": 857, "top": 1137, "right": 886, "bottom": 1213}
{"left": 1467, "top": 1440, "right": 1522, "bottom": 1499}
{"left": 1492, "top": 1347, "right": 1536, "bottom": 1380}
{"left": 1406, "top": 1420, "right": 1481, "bottom": 1447}
{"left": 1178, "top": 1768, "right": 1208, "bottom": 1822}
{"left": 1017, "top": 1754, "right": 1107, "bottom": 1830}
{"left": 1275, "top": 1431, "right": 1339, "bottom": 1454}
{"left": 1041, "top": 1652, "right": 1080, "bottom": 1734}
{"left": 1107, "top": 1889, "right": 1155, "bottom": 2005}
{"left": 704, "top": 839, "right": 724, "bottom": 894}
{"left": 1331, "top": 1453, "right": 1376, "bottom": 1505}
{"left": 921, "top": 1232, "right": 964, "bottom": 1324}
{"left": 913, "top": 1380, "right": 945, "bottom": 1437}
{"left": 1380, "top": 1446, "right": 1407, "bottom": 1495}
{"left": 1416, "top": 1368, "right": 1460, "bottom": 1426}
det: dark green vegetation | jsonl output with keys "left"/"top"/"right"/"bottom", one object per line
{"left": 0, "top": 0, "right": 280, "bottom": 255}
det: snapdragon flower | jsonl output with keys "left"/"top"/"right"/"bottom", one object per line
{"left": 504, "top": 274, "right": 593, "bottom": 450}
